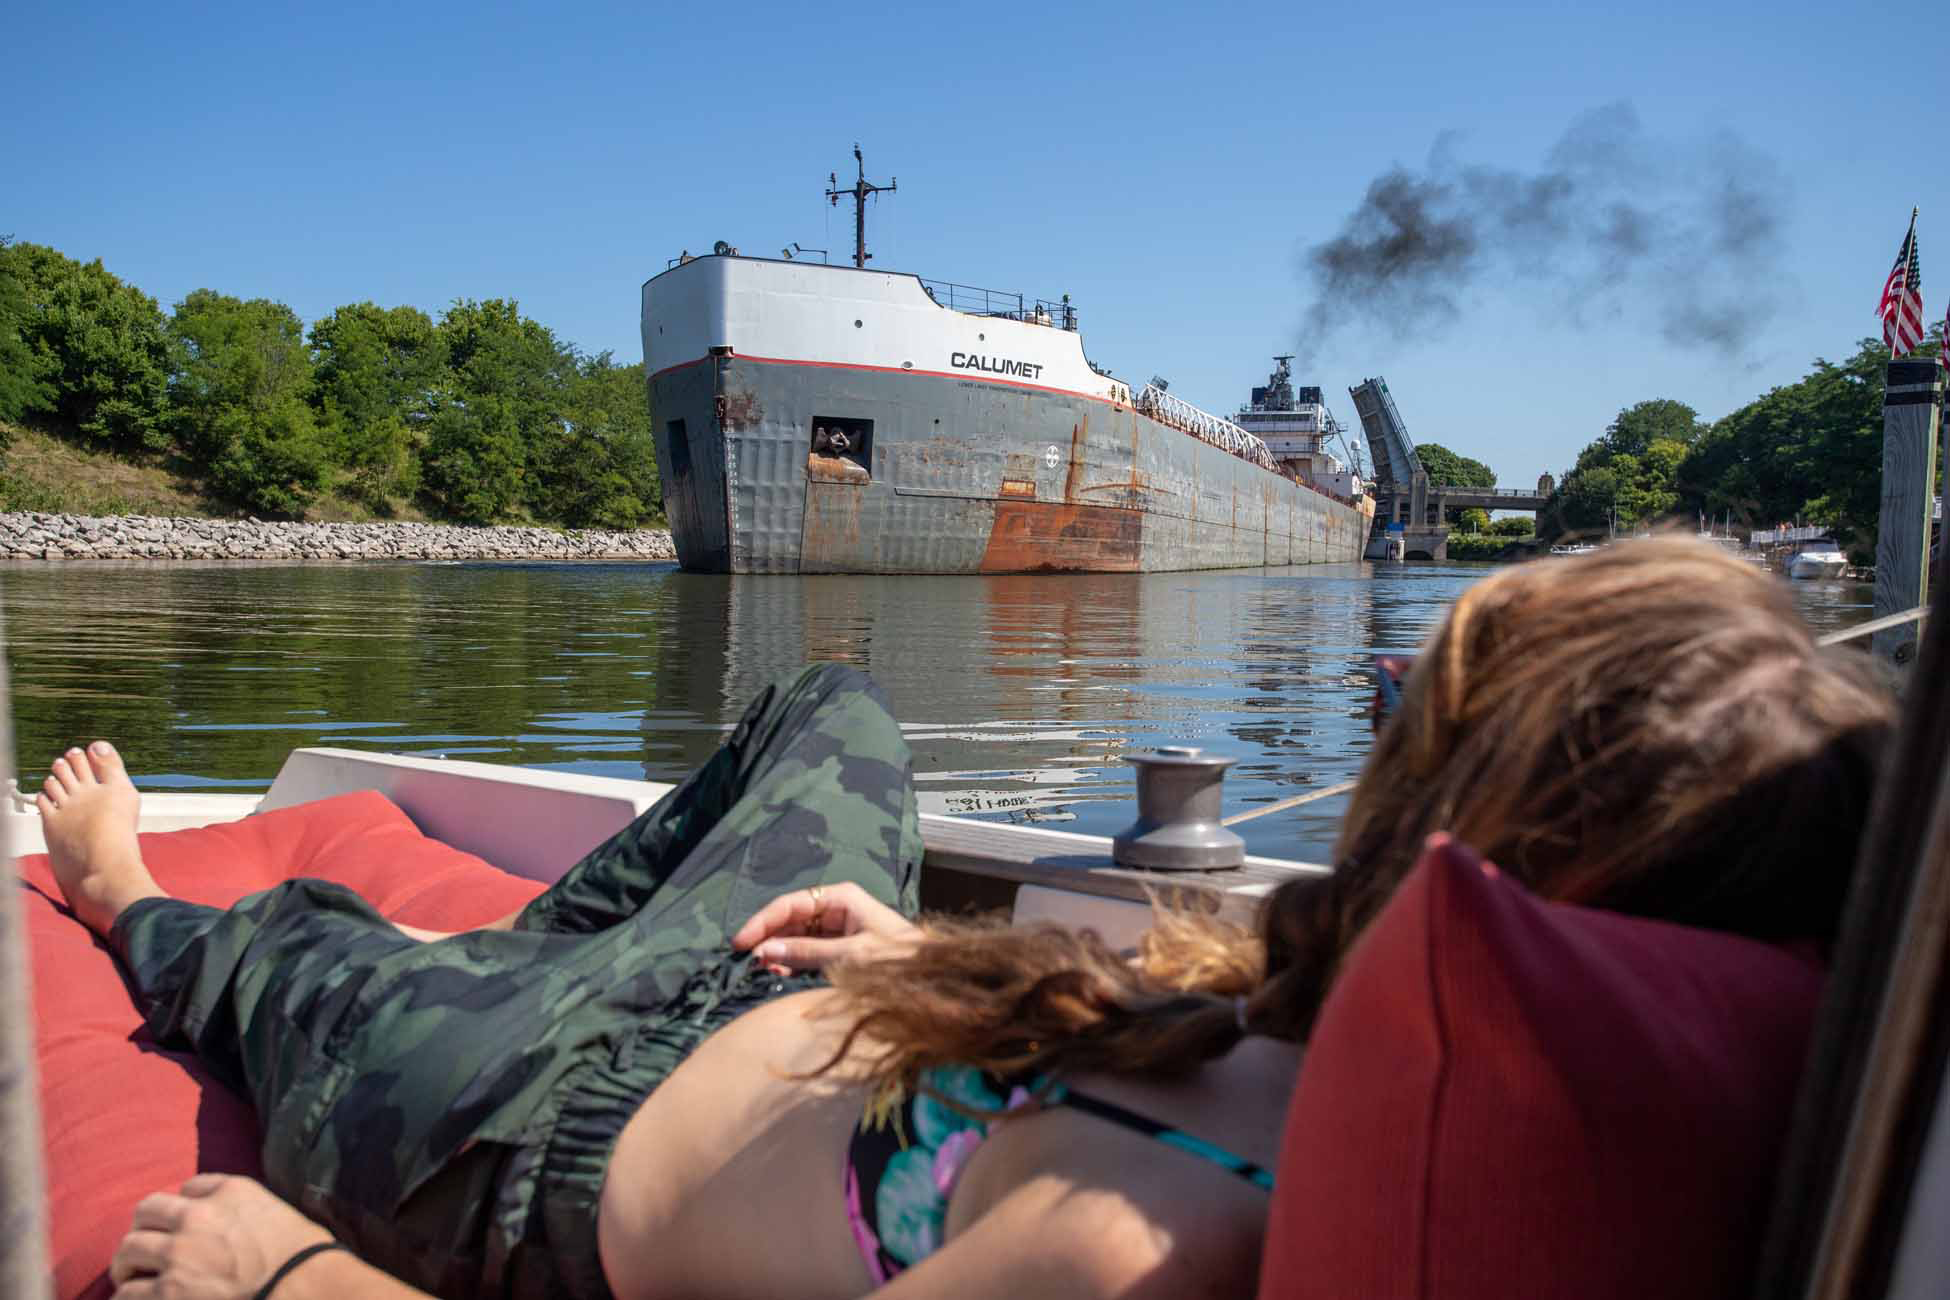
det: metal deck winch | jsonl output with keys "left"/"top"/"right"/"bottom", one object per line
{"left": 1111, "top": 746, "right": 1247, "bottom": 870}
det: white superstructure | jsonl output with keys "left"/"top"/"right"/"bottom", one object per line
{"left": 643, "top": 256, "right": 1128, "bottom": 402}
{"left": 1233, "top": 357, "right": 1364, "bottom": 499}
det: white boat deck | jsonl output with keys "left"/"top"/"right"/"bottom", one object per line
{"left": 7, "top": 748, "right": 1327, "bottom": 950}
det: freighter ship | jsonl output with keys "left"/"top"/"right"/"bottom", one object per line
{"left": 641, "top": 232, "right": 1372, "bottom": 574}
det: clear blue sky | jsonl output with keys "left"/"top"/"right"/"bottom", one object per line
{"left": 8, "top": 0, "right": 1941, "bottom": 487}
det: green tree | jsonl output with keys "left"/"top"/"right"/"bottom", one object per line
{"left": 2, "top": 241, "right": 171, "bottom": 449}
{"left": 529, "top": 353, "right": 661, "bottom": 528}
{"left": 1547, "top": 462, "right": 1620, "bottom": 539}
{"left": 1415, "top": 442, "right": 1496, "bottom": 488}
{"left": 1488, "top": 515, "right": 1535, "bottom": 537}
{"left": 1610, "top": 440, "right": 1687, "bottom": 523}
{"left": 420, "top": 299, "right": 576, "bottom": 523}
{"left": 0, "top": 238, "right": 57, "bottom": 431}
{"left": 1538, "top": 399, "right": 1704, "bottom": 541}
{"left": 309, "top": 302, "right": 443, "bottom": 509}
{"left": 1601, "top": 399, "right": 1705, "bottom": 458}
{"left": 167, "top": 289, "right": 327, "bottom": 515}
{"left": 1677, "top": 337, "right": 1894, "bottom": 554}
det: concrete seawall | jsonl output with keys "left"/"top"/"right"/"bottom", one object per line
{"left": 0, "top": 513, "right": 678, "bottom": 562}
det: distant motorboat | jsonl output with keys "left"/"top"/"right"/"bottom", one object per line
{"left": 1788, "top": 541, "right": 1849, "bottom": 580}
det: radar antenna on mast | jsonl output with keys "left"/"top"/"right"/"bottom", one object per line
{"left": 826, "top": 145, "right": 897, "bottom": 269}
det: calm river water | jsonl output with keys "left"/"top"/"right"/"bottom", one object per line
{"left": 0, "top": 559, "right": 1876, "bottom": 864}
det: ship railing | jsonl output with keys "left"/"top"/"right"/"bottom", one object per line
{"left": 918, "top": 280, "right": 1080, "bottom": 330}
{"left": 1132, "top": 383, "right": 1277, "bottom": 472}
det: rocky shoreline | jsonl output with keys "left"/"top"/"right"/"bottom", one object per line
{"left": 0, "top": 512, "right": 678, "bottom": 562}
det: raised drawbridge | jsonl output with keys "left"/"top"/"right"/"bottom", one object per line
{"left": 1347, "top": 377, "right": 1550, "bottom": 559}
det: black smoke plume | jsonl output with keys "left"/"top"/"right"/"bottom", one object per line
{"left": 1298, "top": 103, "right": 1786, "bottom": 359}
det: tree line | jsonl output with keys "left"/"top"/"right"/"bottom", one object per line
{"left": 1540, "top": 331, "right": 1947, "bottom": 556}
{"left": 5, "top": 234, "right": 1936, "bottom": 549}
{"left": 0, "top": 239, "right": 660, "bottom": 527}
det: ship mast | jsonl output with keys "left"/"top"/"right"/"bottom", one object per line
{"left": 826, "top": 144, "right": 896, "bottom": 269}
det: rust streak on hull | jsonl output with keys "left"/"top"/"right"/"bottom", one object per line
{"left": 800, "top": 481, "right": 864, "bottom": 571}
{"left": 1063, "top": 417, "right": 1089, "bottom": 502}
{"left": 979, "top": 501, "right": 1144, "bottom": 573}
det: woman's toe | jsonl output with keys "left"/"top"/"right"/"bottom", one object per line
{"left": 50, "top": 757, "right": 80, "bottom": 794}
{"left": 86, "top": 741, "right": 124, "bottom": 782}
{"left": 41, "top": 775, "right": 66, "bottom": 807}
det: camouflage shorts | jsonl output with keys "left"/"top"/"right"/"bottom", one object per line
{"left": 112, "top": 662, "right": 922, "bottom": 1299}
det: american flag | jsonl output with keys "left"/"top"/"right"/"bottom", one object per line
{"left": 1879, "top": 211, "right": 1925, "bottom": 357}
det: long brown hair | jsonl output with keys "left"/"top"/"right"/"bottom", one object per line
{"left": 819, "top": 538, "right": 1896, "bottom": 1093}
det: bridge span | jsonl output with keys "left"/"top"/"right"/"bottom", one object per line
{"left": 1348, "top": 377, "right": 1550, "bottom": 559}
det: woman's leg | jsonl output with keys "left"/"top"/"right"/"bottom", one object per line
{"left": 36, "top": 741, "right": 409, "bottom": 1114}
{"left": 111, "top": 882, "right": 420, "bottom": 1115}
{"left": 515, "top": 662, "right": 923, "bottom": 935}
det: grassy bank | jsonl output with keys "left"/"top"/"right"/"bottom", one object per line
{"left": 0, "top": 421, "right": 432, "bottom": 522}
{"left": 0, "top": 423, "right": 213, "bottom": 516}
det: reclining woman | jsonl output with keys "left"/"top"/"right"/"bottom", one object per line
{"left": 38, "top": 537, "right": 1893, "bottom": 1300}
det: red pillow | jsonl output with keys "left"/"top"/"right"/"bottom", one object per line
{"left": 22, "top": 790, "right": 546, "bottom": 1300}
{"left": 1259, "top": 834, "right": 1823, "bottom": 1300}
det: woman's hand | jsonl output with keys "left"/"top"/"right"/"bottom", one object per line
{"left": 110, "top": 1173, "right": 332, "bottom": 1299}
{"left": 732, "top": 881, "right": 919, "bottom": 973}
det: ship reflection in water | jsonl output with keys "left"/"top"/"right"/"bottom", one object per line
{"left": 639, "top": 564, "right": 1488, "bottom": 860}
{"left": 1, "top": 560, "right": 1878, "bottom": 866}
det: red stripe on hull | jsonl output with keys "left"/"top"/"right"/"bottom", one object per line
{"left": 652, "top": 351, "right": 1118, "bottom": 408}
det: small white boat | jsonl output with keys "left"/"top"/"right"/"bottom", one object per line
{"left": 1788, "top": 542, "right": 1849, "bottom": 580}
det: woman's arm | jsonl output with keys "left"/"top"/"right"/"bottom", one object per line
{"left": 108, "top": 1174, "right": 434, "bottom": 1300}
{"left": 867, "top": 1166, "right": 1264, "bottom": 1300}
{"left": 246, "top": 1247, "right": 431, "bottom": 1300}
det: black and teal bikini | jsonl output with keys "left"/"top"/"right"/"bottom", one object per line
{"left": 843, "top": 1064, "right": 1275, "bottom": 1283}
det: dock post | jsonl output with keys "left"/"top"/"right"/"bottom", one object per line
{"left": 1873, "top": 361, "right": 1944, "bottom": 665}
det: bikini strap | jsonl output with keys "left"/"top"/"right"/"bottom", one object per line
{"left": 1054, "top": 1086, "right": 1276, "bottom": 1191}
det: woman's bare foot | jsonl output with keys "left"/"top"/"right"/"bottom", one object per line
{"left": 36, "top": 741, "right": 165, "bottom": 936}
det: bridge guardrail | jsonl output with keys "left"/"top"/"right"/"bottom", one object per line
{"left": 1371, "top": 484, "right": 1547, "bottom": 499}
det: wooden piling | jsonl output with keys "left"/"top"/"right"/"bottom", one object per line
{"left": 1873, "top": 361, "right": 1944, "bottom": 665}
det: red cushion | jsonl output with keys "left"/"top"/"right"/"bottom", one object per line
{"left": 1259, "top": 834, "right": 1823, "bottom": 1300}
{"left": 22, "top": 790, "right": 546, "bottom": 1300}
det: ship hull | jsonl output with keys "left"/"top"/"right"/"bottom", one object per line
{"left": 651, "top": 356, "right": 1365, "bottom": 573}
{"left": 643, "top": 257, "right": 1370, "bottom": 574}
